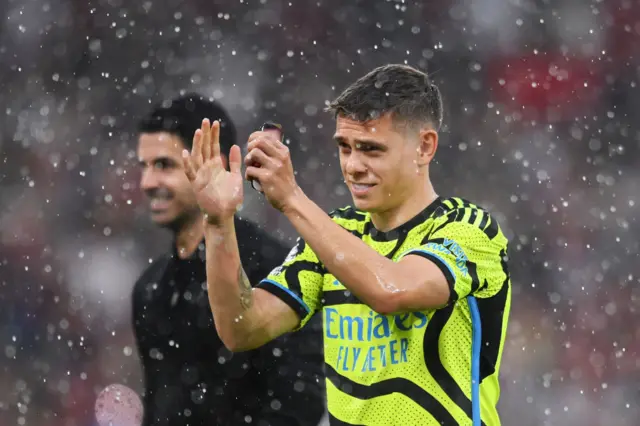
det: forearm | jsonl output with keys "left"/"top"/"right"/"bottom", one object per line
{"left": 204, "top": 219, "right": 263, "bottom": 350}
{"left": 283, "top": 192, "right": 404, "bottom": 314}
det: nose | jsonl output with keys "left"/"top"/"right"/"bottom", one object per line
{"left": 140, "top": 167, "right": 159, "bottom": 192}
{"left": 345, "top": 151, "right": 367, "bottom": 176}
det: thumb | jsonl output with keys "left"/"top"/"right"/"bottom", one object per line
{"left": 228, "top": 145, "right": 242, "bottom": 174}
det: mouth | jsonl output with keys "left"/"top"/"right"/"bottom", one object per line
{"left": 349, "top": 182, "right": 376, "bottom": 196}
{"left": 149, "top": 198, "right": 172, "bottom": 212}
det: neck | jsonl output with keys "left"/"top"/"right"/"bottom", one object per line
{"left": 370, "top": 180, "right": 438, "bottom": 232}
{"left": 175, "top": 214, "right": 206, "bottom": 259}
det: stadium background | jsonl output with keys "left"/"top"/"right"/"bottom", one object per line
{"left": 1, "top": 0, "right": 639, "bottom": 425}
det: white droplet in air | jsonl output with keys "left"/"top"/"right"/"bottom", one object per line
{"left": 270, "top": 399, "right": 282, "bottom": 411}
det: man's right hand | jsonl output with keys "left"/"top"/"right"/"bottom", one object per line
{"left": 183, "top": 119, "right": 244, "bottom": 226}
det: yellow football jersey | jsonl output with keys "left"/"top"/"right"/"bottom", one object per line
{"left": 257, "top": 197, "right": 511, "bottom": 426}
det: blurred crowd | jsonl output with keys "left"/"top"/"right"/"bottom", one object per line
{"left": 1, "top": 0, "right": 639, "bottom": 425}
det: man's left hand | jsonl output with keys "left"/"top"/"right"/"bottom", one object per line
{"left": 245, "top": 131, "right": 301, "bottom": 212}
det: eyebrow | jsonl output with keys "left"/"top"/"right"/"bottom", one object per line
{"left": 138, "top": 156, "right": 177, "bottom": 165}
{"left": 333, "top": 135, "right": 386, "bottom": 147}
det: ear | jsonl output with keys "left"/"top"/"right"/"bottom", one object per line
{"left": 416, "top": 128, "right": 438, "bottom": 167}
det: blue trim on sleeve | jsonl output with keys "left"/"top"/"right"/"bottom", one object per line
{"left": 402, "top": 248, "right": 456, "bottom": 281}
{"left": 468, "top": 296, "right": 482, "bottom": 426}
{"left": 259, "top": 279, "right": 311, "bottom": 314}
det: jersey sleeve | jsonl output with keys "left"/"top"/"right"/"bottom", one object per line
{"left": 400, "top": 208, "right": 509, "bottom": 304}
{"left": 256, "top": 237, "right": 324, "bottom": 329}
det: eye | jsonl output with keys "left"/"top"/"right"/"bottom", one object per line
{"left": 356, "top": 143, "right": 379, "bottom": 152}
{"left": 153, "top": 159, "right": 173, "bottom": 170}
{"left": 338, "top": 141, "right": 351, "bottom": 151}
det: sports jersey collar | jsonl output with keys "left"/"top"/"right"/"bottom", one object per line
{"left": 367, "top": 196, "right": 443, "bottom": 242}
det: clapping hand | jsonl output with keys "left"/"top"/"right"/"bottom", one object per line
{"left": 183, "top": 119, "right": 243, "bottom": 226}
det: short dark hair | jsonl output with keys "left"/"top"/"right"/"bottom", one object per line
{"left": 138, "top": 93, "right": 237, "bottom": 153}
{"left": 327, "top": 64, "right": 443, "bottom": 130}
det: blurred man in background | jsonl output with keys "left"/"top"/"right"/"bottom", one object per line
{"left": 132, "top": 94, "right": 325, "bottom": 426}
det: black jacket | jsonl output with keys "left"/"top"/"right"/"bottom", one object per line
{"left": 132, "top": 217, "right": 325, "bottom": 426}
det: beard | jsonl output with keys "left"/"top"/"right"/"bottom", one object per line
{"left": 161, "top": 210, "right": 199, "bottom": 233}
{"left": 145, "top": 188, "right": 199, "bottom": 233}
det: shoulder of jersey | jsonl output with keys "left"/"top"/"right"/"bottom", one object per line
{"left": 439, "top": 196, "right": 507, "bottom": 242}
{"left": 329, "top": 205, "right": 368, "bottom": 222}
{"left": 438, "top": 196, "right": 491, "bottom": 215}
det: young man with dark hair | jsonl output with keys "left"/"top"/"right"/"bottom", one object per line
{"left": 184, "top": 65, "right": 511, "bottom": 425}
{"left": 133, "top": 93, "right": 325, "bottom": 426}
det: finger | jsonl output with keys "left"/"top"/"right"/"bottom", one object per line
{"left": 247, "top": 131, "right": 263, "bottom": 143}
{"left": 244, "top": 148, "right": 275, "bottom": 169}
{"left": 247, "top": 130, "right": 282, "bottom": 144}
{"left": 229, "top": 145, "right": 242, "bottom": 174}
{"left": 211, "top": 120, "right": 221, "bottom": 160}
{"left": 247, "top": 137, "right": 281, "bottom": 158}
{"left": 192, "top": 128, "right": 204, "bottom": 168}
{"left": 245, "top": 166, "right": 269, "bottom": 183}
{"left": 182, "top": 149, "right": 197, "bottom": 182}
{"left": 201, "top": 119, "right": 211, "bottom": 161}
